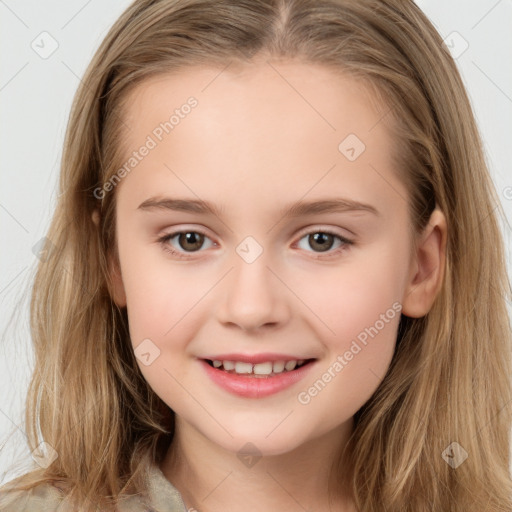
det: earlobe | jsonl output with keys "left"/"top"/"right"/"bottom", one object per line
{"left": 107, "top": 251, "right": 127, "bottom": 308}
{"left": 401, "top": 208, "right": 447, "bottom": 318}
{"left": 92, "top": 208, "right": 101, "bottom": 227}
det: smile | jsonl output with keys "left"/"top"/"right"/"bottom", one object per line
{"left": 205, "top": 358, "right": 310, "bottom": 376}
{"left": 200, "top": 357, "right": 317, "bottom": 398}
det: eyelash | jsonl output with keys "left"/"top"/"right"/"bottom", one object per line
{"left": 157, "top": 227, "right": 354, "bottom": 260}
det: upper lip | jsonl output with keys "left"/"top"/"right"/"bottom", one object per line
{"left": 200, "top": 353, "right": 315, "bottom": 364}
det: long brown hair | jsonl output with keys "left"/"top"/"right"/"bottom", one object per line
{"left": 1, "top": 0, "right": 511, "bottom": 510}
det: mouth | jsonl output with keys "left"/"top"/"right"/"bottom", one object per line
{"left": 203, "top": 358, "right": 315, "bottom": 378}
{"left": 199, "top": 357, "right": 317, "bottom": 398}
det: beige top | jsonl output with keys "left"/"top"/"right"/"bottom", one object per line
{"left": 0, "top": 460, "right": 188, "bottom": 512}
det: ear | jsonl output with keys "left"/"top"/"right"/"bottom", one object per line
{"left": 92, "top": 208, "right": 127, "bottom": 308}
{"left": 401, "top": 208, "right": 447, "bottom": 318}
{"left": 107, "top": 251, "right": 127, "bottom": 308}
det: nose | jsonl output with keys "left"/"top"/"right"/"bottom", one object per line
{"left": 216, "top": 249, "right": 290, "bottom": 333}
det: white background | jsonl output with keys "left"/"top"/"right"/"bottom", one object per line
{"left": 1, "top": 0, "right": 511, "bottom": 484}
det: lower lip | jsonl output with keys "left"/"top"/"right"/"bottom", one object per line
{"left": 200, "top": 359, "right": 316, "bottom": 398}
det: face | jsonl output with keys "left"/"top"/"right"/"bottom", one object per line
{"left": 108, "top": 60, "right": 424, "bottom": 456}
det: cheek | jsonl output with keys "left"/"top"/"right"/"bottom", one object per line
{"left": 291, "top": 239, "right": 407, "bottom": 405}
{"left": 297, "top": 242, "right": 407, "bottom": 344}
{"left": 293, "top": 277, "right": 402, "bottom": 437}
{"left": 118, "top": 236, "right": 209, "bottom": 346}
{"left": 119, "top": 249, "right": 208, "bottom": 405}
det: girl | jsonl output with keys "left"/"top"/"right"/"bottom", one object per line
{"left": 1, "top": 0, "right": 511, "bottom": 510}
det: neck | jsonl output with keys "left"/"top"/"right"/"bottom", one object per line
{"left": 159, "top": 417, "right": 357, "bottom": 512}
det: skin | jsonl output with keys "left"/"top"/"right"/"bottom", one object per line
{"left": 97, "top": 59, "right": 447, "bottom": 511}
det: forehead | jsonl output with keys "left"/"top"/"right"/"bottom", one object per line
{"left": 114, "top": 60, "right": 403, "bottom": 218}
{"left": 121, "top": 60, "right": 387, "bottom": 137}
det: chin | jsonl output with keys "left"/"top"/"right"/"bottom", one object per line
{"left": 206, "top": 424, "right": 309, "bottom": 458}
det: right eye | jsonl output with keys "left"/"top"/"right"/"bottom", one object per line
{"left": 157, "top": 230, "right": 216, "bottom": 259}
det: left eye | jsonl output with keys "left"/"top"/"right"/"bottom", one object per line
{"left": 157, "top": 229, "right": 353, "bottom": 259}
{"left": 296, "top": 231, "right": 352, "bottom": 254}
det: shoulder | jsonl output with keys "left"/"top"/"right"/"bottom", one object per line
{"left": 0, "top": 461, "right": 187, "bottom": 512}
{"left": 0, "top": 481, "right": 68, "bottom": 512}
{"left": 0, "top": 483, "right": 150, "bottom": 512}
{"left": 144, "top": 460, "right": 188, "bottom": 512}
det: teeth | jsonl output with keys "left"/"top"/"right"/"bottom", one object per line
{"left": 210, "top": 359, "right": 307, "bottom": 375}
{"left": 284, "top": 360, "right": 297, "bottom": 371}
{"left": 254, "top": 362, "right": 273, "bottom": 375}
{"left": 235, "top": 362, "right": 253, "bottom": 374}
{"left": 272, "top": 361, "right": 285, "bottom": 373}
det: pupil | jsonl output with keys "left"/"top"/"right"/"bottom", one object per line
{"left": 180, "top": 232, "right": 203, "bottom": 251}
{"left": 310, "top": 233, "right": 333, "bottom": 252}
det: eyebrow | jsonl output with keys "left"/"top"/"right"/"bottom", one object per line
{"left": 137, "top": 196, "right": 379, "bottom": 218}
